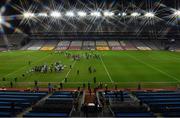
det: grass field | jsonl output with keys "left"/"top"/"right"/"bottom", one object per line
{"left": 0, "top": 50, "right": 180, "bottom": 89}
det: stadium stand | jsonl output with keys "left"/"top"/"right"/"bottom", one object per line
{"left": 0, "top": 34, "right": 27, "bottom": 50}
{"left": 21, "top": 40, "right": 36, "bottom": 50}
{"left": 132, "top": 40, "right": 152, "bottom": 50}
{"left": 120, "top": 41, "right": 137, "bottom": 50}
{"left": 108, "top": 40, "right": 124, "bottom": 50}
{"left": 55, "top": 40, "right": 70, "bottom": 51}
{"left": 152, "top": 40, "right": 164, "bottom": 50}
{"left": 27, "top": 40, "right": 44, "bottom": 50}
{"left": 82, "top": 41, "right": 96, "bottom": 50}
{"left": 40, "top": 40, "right": 58, "bottom": 51}
{"left": 142, "top": 40, "right": 159, "bottom": 50}
{"left": 20, "top": 39, "right": 177, "bottom": 51}
{"left": 175, "top": 41, "right": 180, "bottom": 52}
{"left": 0, "top": 89, "right": 180, "bottom": 117}
{"left": 96, "top": 40, "right": 110, "bottom": 50}
{"left": 0, "top": 91, "right": 47, "bottom": 117}
{"left": 0, "top": 47, "right": 7, "bottom": 51}
{"left": 135, "top": 91, "right": 180, "bottom": 117}
{"left": 69, "top": 41, "right": 82, "bottom": 50}
{"left": 24, "top": 91, "right": 80, "bottom": 117}
{"left": 98, "top": 91, "right": 155, "bottom": 117}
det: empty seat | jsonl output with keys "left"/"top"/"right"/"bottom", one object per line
{"left": 115, "top": 112, "right": 154, "bottom": 117}
{"left": 24, "top": 112, "right": 68, "bottom": 117}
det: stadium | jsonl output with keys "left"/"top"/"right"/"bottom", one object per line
{"left": 0, "top": 0, "right": 180, "bottom": 117}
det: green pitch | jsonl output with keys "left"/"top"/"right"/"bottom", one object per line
{"left": 0, "top": 50, "right": 180, "bottom": 89}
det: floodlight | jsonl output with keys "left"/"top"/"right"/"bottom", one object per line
{"left": 23, "top": 12, "right": 35, "bottom": 18}
{"left": 122, "top": 12, "right": 127, "bottom": 16}
{"left": 131, "top": 12, "right": 140, "bottom": 17}
{"left": 174, "top": 10, "right": 180, "bottom": 17}
{"left": 77, "top": 11, "right": 87, "bottom": 17}
{"left": 90, "top": 11, "right": 101, "bottom": 17}
{"left": 103, "top": 11, "right": 114, "bottom": 17}
{"left": 38, "top": 13, "right": 48, "bottom": 17}
{"left": 0, "top": 16, "right": 3, "bottom": 24}
{"left": 65, "top": 11, "right": 75, "bottom": 17}
{"left": 50, "top": 11, "right": 61, "bottom": 18}
{"left": 145, "top": 12, "right": 155, "bottom": 18}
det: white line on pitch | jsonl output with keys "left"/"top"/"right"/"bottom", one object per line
{"left": 126, "top": 53, "right": 180, "bottom": 83}
{"left": 62, "top": 61, "right": 77, "bottom": 82}
{"left": 100, "top": 55, "right": 114, "bottom": 83}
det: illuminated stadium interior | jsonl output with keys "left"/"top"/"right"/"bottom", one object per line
{"left": 0, "top": 0, "right": 180, "bottom": 117}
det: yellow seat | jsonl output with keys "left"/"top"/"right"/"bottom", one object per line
{"left": 40, "top": 47, "right": 54, "bottom": 51}
{"left": 96, "top": 47, "right": 110, "bottom": 51}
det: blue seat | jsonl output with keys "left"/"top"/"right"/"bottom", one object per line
{"left": 105, "top": 92, "right": 128, "bottom": 95}
{"left": 0, "top": 98, "right": 34, "bottom": 103}
{"left": 50, "top": 95, "right": 73, "bottom": 98}
{"left": 0, "top": 112, "right": 12, "bottom": 117}
{"left": 46, "top": 98, "right": 74, "bottom": 101}
{"left": 163, "top": 112, "right": 180, "bottom": 117}
{"left": 105, "top": 95, "right": 130, "bottom": 98}
{"left": 0, "top": 92, "right": 47, "bottom": 96}
{"left": 0, "top": 102, "right": 30, "bottom": 108}
{"left": 0, "top": 106, "right": 22, "bottom": 112}
{"left": 149, "top": 102, "right": 180, "bottom": 106}
{"left": 115, "top": 112, "right": 154, "bottom": 117}
{"left": 0, "top": 95, "right": 41, "bottom": 100}
{"left": 53, "top": 92, "right": 72, "bottom": 95}
{"left": 24, "top": 112, "right": 68, "bottom": 117}
{"left": 136, "top": 92, "right": 180, "bottom": 96}
{"left": 138, "top": 95, "right": 180, "bottom": 99}
{"left": 141, "top": 98, "right": 180, "bottom": 102}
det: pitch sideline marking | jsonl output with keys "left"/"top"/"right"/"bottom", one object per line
{"left": 100, "top": 55, "right": 114, "bottom": 83}
{"left": 62, "top": 61, "right": 77, "bottom": 82}
{"left": 126, "top": 53, "right": 180, "bottom": 83}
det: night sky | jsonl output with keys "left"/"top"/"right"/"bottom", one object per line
{"left": 0, "top": 0, "right": 179, "bottom": 34}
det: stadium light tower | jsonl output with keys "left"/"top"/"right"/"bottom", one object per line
{"left": 50, "top": 11, "right": 61, "bottom": 18}
{"left": 23, "top": 12, "right": 35, "bottom": 19}
{"left": 90, "top": 11, "right": 101, "bottom": 17}
{"left": 65, "top": 11, "right": 75, "bottom": 17}
{"left": 174, "top": 10, "right": 180, "bottom": 17}
{"left": 77, "top": 11, "right": 87, "bottom": 17}
{"left": 144, "top": 12, "right": 155, "bottom": 18}
{"left": 103, "top": 11, "right": 114, "bottom": 17}
{"left": 131, "top": 12, "right": 140, "bottom": 17}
